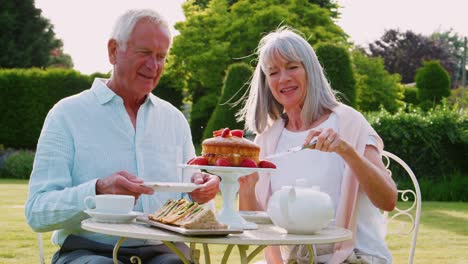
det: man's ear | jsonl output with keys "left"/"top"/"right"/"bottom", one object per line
{"left": 108, "top": 39, "right": 118, "bottom": 65}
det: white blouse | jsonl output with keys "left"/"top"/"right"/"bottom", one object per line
{"left": 270, "top": 113, "right": 391, "bottom": 263}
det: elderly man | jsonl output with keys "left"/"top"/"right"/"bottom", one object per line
{"left": 25, "top": 9, "right": 219, "bottom": 264}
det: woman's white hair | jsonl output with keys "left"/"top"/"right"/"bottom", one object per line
{"left": 237, "top": 26, "right": 339, "bottom": 134}
{"left": 110, "top": 9, "right": 171, "bottom": 51}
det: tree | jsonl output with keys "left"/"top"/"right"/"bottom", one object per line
{"left": 171, "top": 0, "right": 347, "bottom": 142}
{"left": 0, "top": 0, "right": 72, "bottom": 68}
{"left": 368, "top": 29, "right": 457, "bottom": 84}
{"left": 432, "top": 29, "right": 467, "bottom": 87}
{"left": 351, "top": 50, "right": 404, "bottom": 112}
{"left": 203, "top": 62, "right": 253, "bottom": 140}
{"left": 316, "top": 44, "right": 357, "bottom": 107}
{"left": 415, "top": 60, "right": 451, "bottom": 108}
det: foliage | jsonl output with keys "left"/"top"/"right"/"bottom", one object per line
{"left": 447, "top": 86, "right": 468, "bottom": 111}
{"left": 367, "top": 105, "right": 467, "bottom": 181}
{"left": 368, "top": 29, "right": 457, "bottom": 84}
{"left": 402, "top": 86, "right": 419, "bottom": 106}
{"left": 415, "top": 60, "right": 451, "bottom": 109}
{"left": 1, "top": 151, "right": 34, "bottom": 179}
{"left": 351, "top": 50, "right": 404, "bottom": 112}
{"left": 0, "top": 68, "right": 91, "bottom": 148}
{"left": 0, "top": 0, "right": 73, "bottom": 68}
{"left": 172, "top": 0, "right": 347, "bottom": 143}
{"left": 203, "top": 63, "right": 253, "bottom": 140}
{"left": 152, "top": 57, "right": 185, "bottom": 111}
{"left": 431, "top": 29, "right": 467, "bottom": 88}
{"left": 315, "top": 44, "right": 356, "bottom": 107}
{"left": 47, "top": 49, "right": 74, "bottom": 69}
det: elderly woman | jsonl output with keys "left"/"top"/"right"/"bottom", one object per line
{"left": 237, "top": 27, "right": 397, "bottom": 264}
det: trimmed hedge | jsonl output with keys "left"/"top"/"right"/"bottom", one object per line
{"left": 316, "top": 44, "right": 357, "bottom": 108}
{"left": 203, "top": 63, "right": 252, "bottom": 140}
{"left": 415, "top": 60, "right": 451, "bottom": 109}
{"left": 367, "top": 105, "right": 467, "bottom": 181}
{"left": 0, "top": 150, "right": 35, "bottom": 179}
{"left": 0, "top": 68, "right": 91, "bottom": 149}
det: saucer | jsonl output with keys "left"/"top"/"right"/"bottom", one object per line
{"left": 84, "top": 210, "right": 144, "bottom": 224}
{"left": 239, "top": 211, "right": 273, "bottom": 224}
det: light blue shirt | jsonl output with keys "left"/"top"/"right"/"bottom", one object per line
{"left": 25, "top": 78, "right": 196, "bottom": 246}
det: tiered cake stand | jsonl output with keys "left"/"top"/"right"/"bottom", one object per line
{"left": 178, "top": 164, "right": 276, "bottom": 230}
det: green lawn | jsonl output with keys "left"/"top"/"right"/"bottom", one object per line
{"left": 1, "top": 179, "right": 467, "bottom": 264}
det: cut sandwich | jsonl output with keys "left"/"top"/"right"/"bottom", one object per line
{"left": 149, "top": 198, "right": 227, "bottom": 229}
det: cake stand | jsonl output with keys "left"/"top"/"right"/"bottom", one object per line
{"left": 178, "top": 164, "right": 277, "bottom": 230}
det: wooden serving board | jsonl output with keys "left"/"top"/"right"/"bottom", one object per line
{"left": 136, "top": 216, "right": 243, "bottom": 237}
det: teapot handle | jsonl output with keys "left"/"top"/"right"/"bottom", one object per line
{"left": 279, "top": 186, "right": 296, "bottom": 224}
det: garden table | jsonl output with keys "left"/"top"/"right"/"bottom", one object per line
{"left": 81, "top": 219, "right": 352, "bottom": 264}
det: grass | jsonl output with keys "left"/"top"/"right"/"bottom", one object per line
{"left": 1, "top": 179, "right": 467, "bottom": 264}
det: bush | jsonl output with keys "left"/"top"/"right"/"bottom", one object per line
{"left": 190, "top": 94, "right": 219, "bottom": 144}
{"left": 203, "top": 63, "right": 253, "bottom": 140}
{"left": 415, "top": 60, "right": 451, "bottom": 109}
{"left": 1, "top": 151, "right": 35, "bottom": 179}
{"left": 403, "top": 86, "right": 419, "bottom": 105}
{"left": 0, "top": 68, "right": 92, "bottom": 149}
{"left": 367, "top": 105, "right": 467, "bottom": 181}
{"left": 316, "top": 44, "right": 357, "bottom": 107}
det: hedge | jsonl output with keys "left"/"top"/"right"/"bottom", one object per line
{"left": 0, "top": 68, "right": 184, "bottom": 149}
{"left": 0, "top": 68, "right": 91, "bottom": 149}
{"left": 367, "top": 105, "right": 467, "bottom": 181}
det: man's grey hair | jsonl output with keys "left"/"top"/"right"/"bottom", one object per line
{"left": 110, "top": 9, "right": 171, "bottom": 50}
{"left": 237, "top": 26, "right": 339, "bottom": 134}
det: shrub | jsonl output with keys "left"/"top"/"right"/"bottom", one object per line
{"left": 316, "top": 44, "right": 357, "bottom": 107}
{"left": 352, "top": 50, "right": 404, "bottom": 112}
{"left": 403, "top": 86, "right": 419, "bottom": 105}
{"left": 190, "top": 94, "right": 219, "bottom": 144}
{"left": 203, "top": 63, "right": 252, "bottom": 140}
{"left": 415, "top": 60, "right": 451, "bottom": 109}
{"left": 367, "top": 105, "right": 467, "bottom": 181}
{"left": 1, "top": 151, "right": 35, "bottom": 179}
{"left": 0, "top": 68, "right": 91, "bottom": 149}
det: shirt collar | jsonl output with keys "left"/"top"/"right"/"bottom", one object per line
{"left": 91, "top": 78, "right": 158, "bottom": 106}
{"left": 91, "top": 78, "right": 117, "bottom": 105}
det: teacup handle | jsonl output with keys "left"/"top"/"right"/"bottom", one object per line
{"left": 279, "top": 186, "right": 296, "bottom": 224}
{"left": 84, "top": 196, "right": 96, "bottom": 210}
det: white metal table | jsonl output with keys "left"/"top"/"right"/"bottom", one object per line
{"left": 81, "top": 219, "right": 352, "bottom": 264}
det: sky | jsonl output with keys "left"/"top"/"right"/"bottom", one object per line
{"left": 35, "top": 0, "right": 468, "bottom": 75}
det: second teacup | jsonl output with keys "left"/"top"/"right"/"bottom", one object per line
{"left": 84, "top": 194, "right": 134, "bottom": 214}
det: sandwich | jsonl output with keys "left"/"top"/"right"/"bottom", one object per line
{"left": 149, "top": 198, "right": 227, "bottom": 229}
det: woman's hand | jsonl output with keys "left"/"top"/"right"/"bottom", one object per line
{"left": 304, "top": 128, "right": 351, "bottom": 156}
{"left": 304, "top": 128, "right": 397, "bottom": 211}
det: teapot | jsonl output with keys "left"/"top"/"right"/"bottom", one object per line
{"left": 267, "top": 179, "right": 334, "bottom": 234}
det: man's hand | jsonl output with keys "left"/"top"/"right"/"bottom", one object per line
{"left": 96, "top": 171, "right": 154, "bottom": 200}
{"left": 188, "top": 172, "right": 220, "bottom": 204}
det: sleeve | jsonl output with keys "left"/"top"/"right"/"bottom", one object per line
{"left": 24, "top": 106, "right": 97, "bottom": 232}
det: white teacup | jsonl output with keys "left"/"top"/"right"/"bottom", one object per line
{"left": 84, "top": 194, "right": 134, "bottom": 214}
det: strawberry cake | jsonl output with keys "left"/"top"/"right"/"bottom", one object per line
{"left": 201, "top": 128, "right": 260, "bottom": 167}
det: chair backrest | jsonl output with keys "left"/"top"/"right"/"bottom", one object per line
{"left": 37, "top": 232, "right": 45, "bottom": 264}
{"left": 382, "top": 151, "right": 422, "bottom": 264}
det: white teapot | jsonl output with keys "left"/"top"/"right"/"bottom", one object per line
{"left": 267, "top": 179, "right": 334, "bottom": 234}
